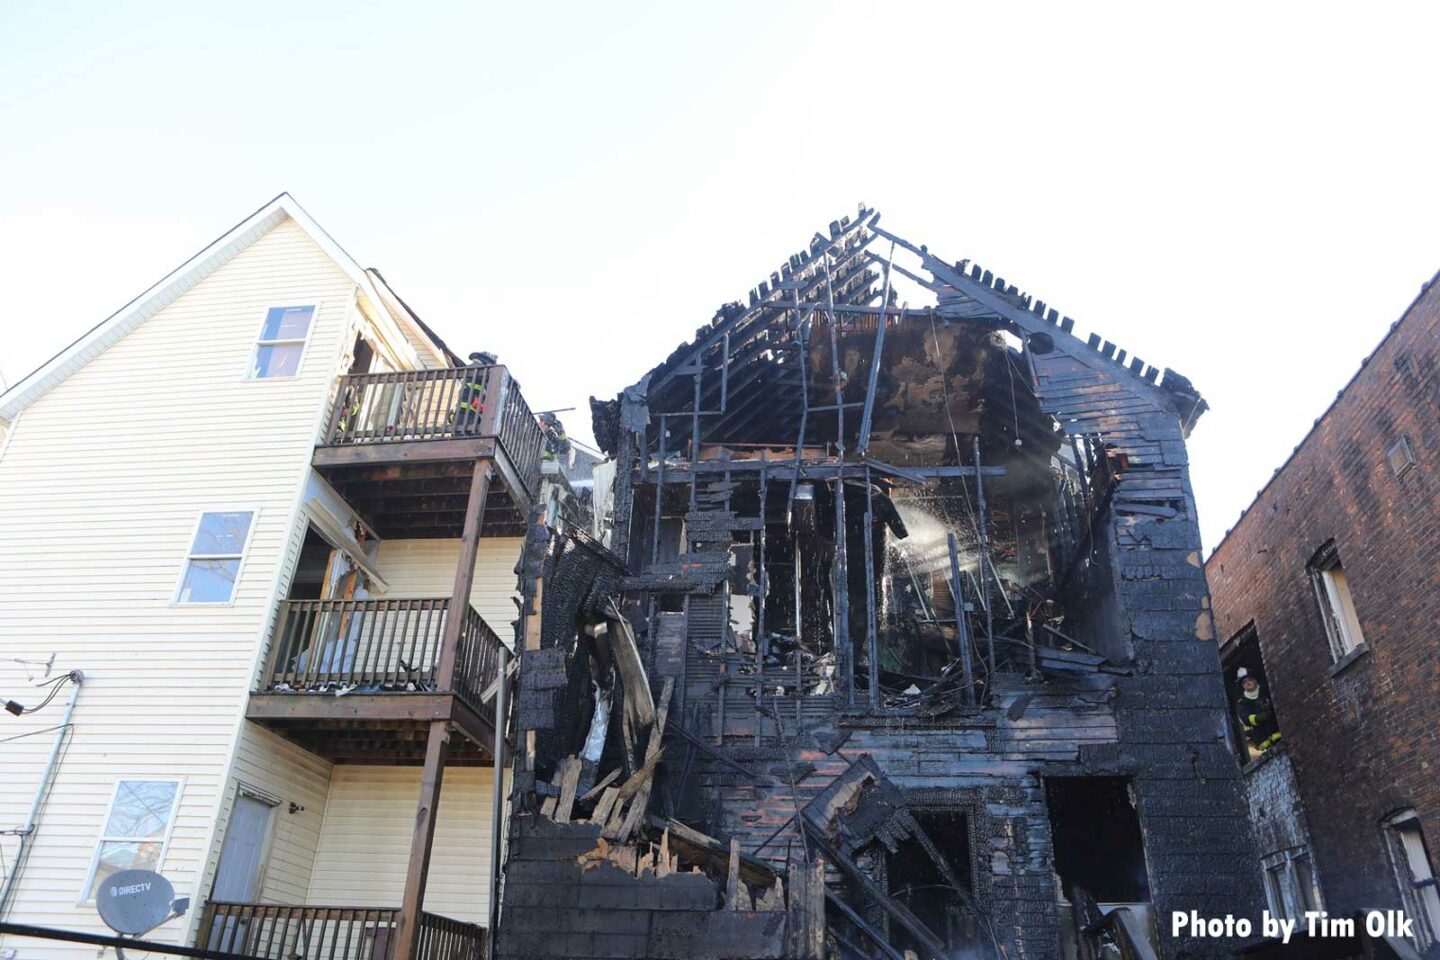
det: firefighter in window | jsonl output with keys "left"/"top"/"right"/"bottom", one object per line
{"left": 1235, "top": 667, "right": 1281, "bottom": 754}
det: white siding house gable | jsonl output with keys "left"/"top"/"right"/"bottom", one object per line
{"left": 0, "top": 216, "right": 358, "bottom": 954}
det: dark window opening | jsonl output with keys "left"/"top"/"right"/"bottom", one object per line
{"left": 288, "top": 526, "right": 335, "bottom": 600}
{"left": 347, "top": 335, "right": 376, "bottom": 376}
{"left": 1221, "top": 624, "right": 1282, "bottom": 761}
{"left": 1047, "top": 777, "right": 1151, "bottom": 905}
{"left": 883, "top": 810, "right": 976, "bottom": 956}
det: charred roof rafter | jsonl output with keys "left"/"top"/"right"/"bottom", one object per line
{"left": 592, "top": 204, "right": 1208, "bottom": 459}
{"left": 869, "top": 223, "right": 1209, "bottom": 429}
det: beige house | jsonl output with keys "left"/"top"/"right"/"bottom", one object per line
{"left": 0, "top": 195, "right": 542, "bottom": 960}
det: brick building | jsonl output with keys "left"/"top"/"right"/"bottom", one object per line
{"left": 1207, "top": 272, "right": 1440, "bottom": 956}
{"left": 492, "top": 208, "right": 1262, "bottom": 960}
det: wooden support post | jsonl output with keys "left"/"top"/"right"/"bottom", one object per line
{"left": 396, "top": 458, "right": 489, "bottom": 960}
{"left": 947, "top": 532, "right": 976, "bottom": 706}
{"left": 786, "top": 849, "right": 826, "bottom": 960}
{"left": 394, "top": 720, "right": 447, "bottom": 960}
{"left": 755, "top": 451, "right": 767, "bottom": 745}
{"left": 856, "top": 244, "right": 895, "bottom": 455}
{"left": 438, "top": 460, "right": 493, "bottom": 690}
{"left": 786, "top": 298, "right": 813, "bottom": 525}
{"left": 651, "top": 415, "right": 667, "bottom": 566}
{"left": 864, "top": 469, "right": 880, "bottom": 708}
{"left": 689, "top": 372, "right": 702, "bottom": 511}
{"left": 973, "top": 436, "right": 995, "bottom": 675}
{"left": 720, "top": 331, "right": 730, "bottom": 412}
{"left": 726, "top": 837, "right": 742, "bottom": 909}
{"left": 822, "top": 256, "right": 852, "bottom": 705}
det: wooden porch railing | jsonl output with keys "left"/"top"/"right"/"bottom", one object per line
{"left": 454, "top": 606, "right": 506, "bottom": 713}
{"left": 261, "top": 598, "right": 505, "bottom": 721}
{"left": 322, "top": 364, "right": 543, "bottom": 498}
{"left": 196, "top": 901, "right": 486, "bottom": 960}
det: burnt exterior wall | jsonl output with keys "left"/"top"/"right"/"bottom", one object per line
{"left": 1241, "top": 749, "right": 1313, "bottom": 871}
{"left": 1207, "top": 274, "right": 1440, "bottom": 924}
{"left": 496, "top": 211, "right": 1265, "bottom": 960}
{"left": 500, "top": 817, "right": 786, "bottom": 960}
{"left": 1022, "top": 344, "right": 1264, "bottom": 958}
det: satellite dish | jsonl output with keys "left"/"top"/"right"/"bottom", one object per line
{"left": 96, "top": 869, "right": 176, "bottom": 935}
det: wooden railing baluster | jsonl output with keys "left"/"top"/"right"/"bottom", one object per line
{"left": 260, "top": 599, "right": 502, "bottom": 725}
{"left": 317, "top": 365, "right": 542, "bottom": 500}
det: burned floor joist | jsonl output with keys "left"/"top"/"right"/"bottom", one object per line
{"left": 493, "top": 207, "right": 1260, "bottom": 960}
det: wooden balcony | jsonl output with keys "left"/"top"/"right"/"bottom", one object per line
{"left": 197, "top": 901, "right": 485, "bottom": 960}
{"left": 314, "top": 365, "right": 545, "bottom": 538}
{"left": 247, "top": 598, "right": 507, "bottom": 764}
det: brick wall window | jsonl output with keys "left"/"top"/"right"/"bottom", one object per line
{"left": 1307, "top": 541, "right": 1367, "bottom": 662}
{"left": 1222, "top": 624, "right": 1282, "bottom": 761}
{"left": 1382, "top": 811, "right": 1440, "bottom": 952}
{"left": 1386, "top": 436, "right": 1416, "bottom": 478}
{"left": 1261, "top": 849, "right": 1321, "bottom": 922}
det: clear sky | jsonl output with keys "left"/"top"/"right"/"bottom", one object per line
{"left": 1, "top": 2, "right": 1436, "bottom": 552}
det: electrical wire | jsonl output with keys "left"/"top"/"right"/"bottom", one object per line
{"left": 0, "top": 722, "right": 73, "bottom": 745}
{"left": 9, "top": 672, "right": 73, "bottom": 715}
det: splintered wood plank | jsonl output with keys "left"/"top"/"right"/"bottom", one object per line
{"left": 648, "top": 676, "right": 675, "bottom": 754}
{"left": 602, "top": 795, "right": 630, "bottom": 840}
{"left": 554, "top": 756, "right": 582, "bottom": 824}
{"left": 589, "top": 786, "right": 620, "bottom": 825}
{"left": 577, "top": 768, "right": 620, "bottom": 805}
{"left": 615, "top": 783, "right": 648, "bottom": 843}
{"left": 612, "top": 677, "right": 676, "bottom": 844}
{"left": 615, "top": 747, "right": 666, "bottom": 801}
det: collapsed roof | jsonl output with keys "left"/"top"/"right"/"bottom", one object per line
{"left": 592, "top": 204, "right": 1206, "bottom": 460}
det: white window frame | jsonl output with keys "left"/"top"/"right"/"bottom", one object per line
{"left": 246, "top": 303, "right": 320, "bottom": 381}
{"left": 172, "top": 509, "right": 259, "bottom": 606}
{"left": 1383, "top": 810, "right": 1440, "bottom": 952}
{"left": 1307, "top": 541, "right": 1367, "bottom": 662}
{"left": 79, "top": 777, "right": 186, "bottom": 903}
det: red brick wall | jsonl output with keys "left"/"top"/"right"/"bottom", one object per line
{"left": 1207, "top": 274, "right": 1440, "bottom": 918}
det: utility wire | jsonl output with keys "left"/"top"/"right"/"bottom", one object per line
{"left": 5, "top": 672, "right": 75, "bottom": 716}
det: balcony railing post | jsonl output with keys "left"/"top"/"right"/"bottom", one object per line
{"left": 322, "top": 376, "right": 349, "bottom": 446}
{"left": 480, "top": 366, "right": 507, "bottom": 439}
{"left": 261, "top": 608, "right": 291, "bottom": 688}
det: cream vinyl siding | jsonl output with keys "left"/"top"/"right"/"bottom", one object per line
{"left": 210, "top": 725, "right": 334, "bottom": 906}
{"left": 371, "top": 538, "right": 523, "bottom": 643}
{"left": 307, "top": 767, "right": 497, "bottom": 923}
{"left": 0, "top": 217, "right": 356, "bottom": 956}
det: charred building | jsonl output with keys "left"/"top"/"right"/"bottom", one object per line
{"left": 494, "top": 208, "right": 1260, "bottom": 960}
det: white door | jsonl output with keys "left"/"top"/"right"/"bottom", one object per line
{"left": 208, "top": 794, "right": 274, "bottom": 950}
